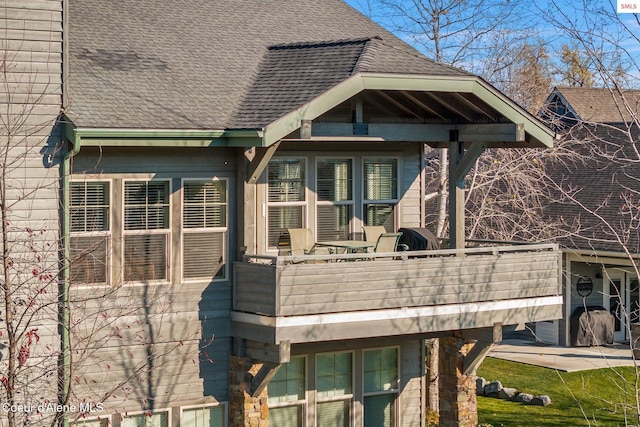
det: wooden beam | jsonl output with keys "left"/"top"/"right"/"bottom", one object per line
{"left": 310, "top": 122, "right": 526, "bottom": 144}
{"left": 246, "top": 340, "right": 291, "bottom": 364}
{"left": 452, "top": 92, "right": 497, "bottom": 121}
{"left": 300, "top": 120, "right": 312, "bottom": 139}
{"left": 425, "top": 92, "right": 474, "bottom": 122}
{"left": 453, "top": 142, "right": 486, "bottom": 182}
{"left": 246, "top": 140, "right": 281, "bottom": 184}
{"left": 250, "top": 362, "right": 282, "bottom": 397}
{"left": 375, "top": 90, "right": 423, "bottom": 120}
{"left": 462, "top": 323, "right": 502, "bottom": 375}
{"left": 399, "top": 90, "right": 448, "bottom": 120}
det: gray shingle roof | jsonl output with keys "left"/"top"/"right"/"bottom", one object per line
{"left": 66, "top": 0, "right": 469, "bottom": 130}
{"left": 550, "top": 87, "right": 640, "bottom": 123}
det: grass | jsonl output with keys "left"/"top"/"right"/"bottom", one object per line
{"left": 477, "top": 357, "right": 640, "bottom": 427}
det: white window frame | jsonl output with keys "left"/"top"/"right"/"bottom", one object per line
{"left": 266, "top": 156, "right": 308, "bottom": 251}
{"left": 68, "top": 414, "right": 111, "bottom": 427}
{"left": 268, "top": 355, "right": 307, "bottom": 427}
{"left": 122, "top": 179, "right": 172, "bottom": 284}
{"left": 361, "top": 157, "right": 400, "bottom": 230}
{"left": 120, "top": 408, "right": 172, "bottom": 427}
{"left": 69, "top": 178, "right": 112, "bottom": 286}
{"left": 180, "top": 402, "right": 228, "bottom": 427}
{"left": 315, "top": 157, "right": 355, "bottom": 241}
{"left": 362, "top": 346, "right": 400, "bottom": 427}
{"left": 315, "top": 350, "right": 354, "bottom": 427}
{"left": 181, "top": 178, "right": 229, "bottom": 282}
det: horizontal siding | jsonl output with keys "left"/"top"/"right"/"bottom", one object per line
{"left": 400, "top": 340, "right": 423, "bottom": 427}
{"left": 278, "top": 251, "right": 560, "bottom": 315}
{"left": 1, "top": 3, "right": 62, "bottom": 422}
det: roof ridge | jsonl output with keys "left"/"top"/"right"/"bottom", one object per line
{"left": 269, "top": 37, "right": 380, "bottom": 50}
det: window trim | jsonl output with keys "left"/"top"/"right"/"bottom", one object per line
{"left": 179, "top": 402, "right": 228, "bottom": 427}
{"left": 120, "top": 408, "right": 172, "bottom": 427}
{"left": 266, "top": 156, "right": 309, "bottom": 251}
{"left": 121, "top": 179, "right": 172, "bottom": 285}
{"left": 315, "top": 156, "right": 355, "bottom": 241}
{"left": 69, "top": 178, "right": 112, "bottom": 286}
{"left": 181, "top": 177, "right": 229, "bottom": 282}
{"left": 361, "top": 156, "right": 401, "bottom": 230}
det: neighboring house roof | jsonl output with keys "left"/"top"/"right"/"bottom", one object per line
{"left": 66, "top": 0, "right": 468, "bottom": 130}
{"left": 543, "top": 88, "right": 640, "bottom": 254}
{"left": 546, "top": 86, "right": 640, "bottom": 124}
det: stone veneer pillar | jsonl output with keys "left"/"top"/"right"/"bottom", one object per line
{"left": 438, "top": 336, "right": 478, "bottom": 427}
{"left": 229, "top": 356, "right": 269, "bottom": 427}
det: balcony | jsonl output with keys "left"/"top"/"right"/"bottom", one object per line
{"left": 231, "top": 243, "right": 562, "bottom": 345}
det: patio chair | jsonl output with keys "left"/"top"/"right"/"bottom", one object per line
{"left": 369, "top": 232, "right": 408, "bottom": 260}
{"left": 363, "top": 225, "right": 387, "bottom": 243}
{"left": 287, "top": 228, "right": 330, "bottom": 263}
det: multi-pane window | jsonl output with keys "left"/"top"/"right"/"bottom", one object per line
{"left": 69, "top": 418, "right": 110, "bottom": 427}
{"left": 121, "top": 411, "right": 169, "bottom": 427}
{"left": 363, "top": 348, "right": 398, "bottom": 427}
{"left": 70, "top": 181, "right": 110, "bottom": 284}
{"left": 268, "top": 158, "right": 306, "bottom": 248}
{"left": 316, "top": 159, "right": 353, "bottom": 241}
{"left": 123, "top": 181, "right": 170, "bottom": 282}
{"left": 363, "top": 158, "right": 398, "bottom": 232}
{"left": 181, "top": 404, "right": 226, "bottom": 427}
{"left": 183, "top": 180, "right": 227, "bottom": 280}
{"left": 316, "top": 352, "right": 352, "bottom": 427}
{"left": 268, "top": 356, "right": 306, "bottom": 427}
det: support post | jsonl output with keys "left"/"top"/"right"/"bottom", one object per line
{"left": 448, "top": 131, "right": 465, "bottom": 250}
{"left": 438, "top": 335, "right": 478, "bottom": 427}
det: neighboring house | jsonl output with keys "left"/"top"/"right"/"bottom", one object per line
{"left": 534, "top": 87, "right": 640, "bottom": 347}
{"left": 6, "top": 1, "right": 561, "bottom": 427}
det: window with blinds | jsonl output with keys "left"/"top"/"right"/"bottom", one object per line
{"left": 123, "top": 181, "right": 170, "bottom": 282}
{"left": 363, "top": 348, "right": 399, "bottom": 427}
{"left": 70, "top": 181, "right": 110, "bottom": 285}
{"left": 121, "top": 411, "right": 169, "bottom": 427}
{"left": 182, "top": 180, "right": 227, "bottom": 280}
{"left": 267, "top": 158, "right": 306, "bottom": 248}
{"left": 69, "top": 418, "right": 110, "bottom": 427}
{"left": 268, "top": 356, "right": 306, "bottom": 427}
{"left": 316, "top": 352, "right": 352, "bottom": 427}
{"left": 363, "top": 158, "right": 398, "bottom": 231}
{"left": 316, "top": 159, "right": 353, "bottom": 241}
{"left": 181, "top": 404, "right": 226, "bottom": 427}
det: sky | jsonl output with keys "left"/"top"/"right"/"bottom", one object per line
{"left": 342, "top": 0, "right": 640, "bottom": 87}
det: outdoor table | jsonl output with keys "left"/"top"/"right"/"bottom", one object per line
{"left": 315, "top": 240, "right": 375, "bottom": 254}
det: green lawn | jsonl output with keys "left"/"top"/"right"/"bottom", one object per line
{"left": 477, "top": 357, "right": 640, "bottom": 427}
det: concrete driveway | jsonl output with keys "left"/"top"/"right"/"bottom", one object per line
{"left": 488, "top": 339, "right": 637, "bottom": 372}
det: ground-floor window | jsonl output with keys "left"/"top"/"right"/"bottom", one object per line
{"left": 363, "top": 347, "right": 399, "bottom": 427}
{"left": 316, "top": 352, "right": 353, "bottom": 426}
{"left": 269, "top": 356, "right": 306, "bottom": 427}
{"left": 121, "top": 410, "right": 170, "bottom": 427}
{"left": 181, "top": 403, "right": 226, "bottom": 426}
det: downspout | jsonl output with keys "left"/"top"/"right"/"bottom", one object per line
{"left": 60, "top": 137, "right": 80, "bottom": 427}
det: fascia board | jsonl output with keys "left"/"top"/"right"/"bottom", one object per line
{"left": 471, "top": 79, "right": 555, "bottom": 148}
{"left": 68, "top": 128, "right": 263, "bottom": 147}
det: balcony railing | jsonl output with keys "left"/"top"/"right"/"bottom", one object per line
{"left": 232, "top": 243, "right": 563, "bottom": 344}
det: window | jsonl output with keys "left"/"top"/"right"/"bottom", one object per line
{"left": 69, "top": 418, "right": 110, "bottom": 427}
{"left": 316, "top": 159, "right": 353, "bottom": 241}
{"left": 181, "top": 403, "right": 226, "bottom": 427}
{"left": 316, "top": 352, "right": 352, "bottom": 427}
{"left": 70, "top": 181, "right": 110, "bottom": 284}
{"left": 363, "top": 348, "right": 398, "bottom": 427}
{"left": 267, "top": 158, "right": 306, "bottom": 248}
{"left": 363, "top": 158, "right": 398, "bottom": 231}
{"left": 121, "top": 411, "right": 169, "bottom": 427}
{"left": 123, "top": 181, "right": 170, "bottom": 282}
{"left": 183, "top": 179, "right": 227, "bottom": 280}
{"left": 268, "top": 356, "right": 306, "bottom": 427}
